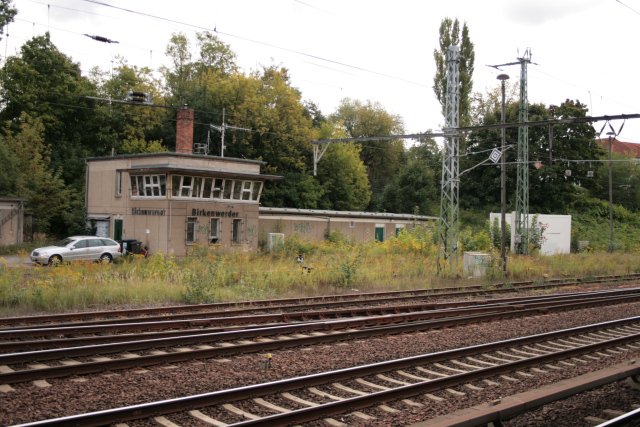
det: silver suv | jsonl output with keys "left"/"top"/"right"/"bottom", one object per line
{"left": 30, "top": 236, "right": 122, "bottom": 266}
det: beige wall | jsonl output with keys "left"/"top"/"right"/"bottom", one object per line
{"left": 86, "top": 154, "right": 264, "bottom": 256}
{"left": 258, "top": 214, "right": 432, "bottom": 245}
{"left": 0, "top": 200, "right": 23, "bottom": 246}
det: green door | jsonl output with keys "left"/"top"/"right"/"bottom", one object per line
{"left": 375, "top": 226, "right": 384, "bottom": 242}
{"left": 114, "top": 219, "right": 123, "bottom": 241}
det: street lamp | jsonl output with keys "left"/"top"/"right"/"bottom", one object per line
{"left": 607, "top": 131, "right": 615, "bottom": 252}
{"left": 497, "top": 73, "right": 509, "bottom": 275}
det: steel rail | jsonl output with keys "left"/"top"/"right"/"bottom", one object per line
{"left": 3, "top": 273, "right": 638, "bottom": 329}
{"left": 1, "top": 295, "right": 639, "bottom": 384}
{"left": 3, "top": 289, "right": 640, "bottom": 357}
{"left": 11, "top": 318, "right": 640, "bottom": 427}
{"left": 3, "top": 286, "right": 639, "bottom": 340}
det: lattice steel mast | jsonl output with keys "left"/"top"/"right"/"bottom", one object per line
{"left": 437, "top": 45, "right": 460, "bottom": 274}
{"left": 515, "top": 49, "right": 532, "bottom": 254}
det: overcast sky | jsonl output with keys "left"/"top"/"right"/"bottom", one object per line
{"left": 3, "top": 0, "right": 640, "bottom": 143}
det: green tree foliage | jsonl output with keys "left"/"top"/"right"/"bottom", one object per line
{"left": 331, "top": 99, "right": 404, "bottom": 210}
{"left": 529, "top": 100, "right": 599, "bottom": 212}
{"left": 89, "top": 59, "right": 168, "bottom": 154}
{"left": 462, "top": 98, "right": 598, "bottom": 215}
{"left": 317, "top": 142, "right": 371, "bottom": 211}
{"left": 0, "top": 115, "right": 75, "bottom": 234}
{"left": 0, "top": 0, "right": 16, "bottom": 41}
{"left": 433, "top": 17, "right": 475, "bottom": 127}
{"left": 380, "top": 138, "right": 440, "bottom": 215}
{"left": 0, "top": 34, "right": 98, "bottom": 187}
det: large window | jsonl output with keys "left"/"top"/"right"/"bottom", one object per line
{"left": 232, "top": 219, "right": 242, "bottom": 244}
{"left": 131, "top": 175, "right": 166, "bottom": 197}
{"left": 186, "top": 217, "right": 197, "bottom": 244}
{"left": 171, "top": 175, "right": 262, "bottom": 202}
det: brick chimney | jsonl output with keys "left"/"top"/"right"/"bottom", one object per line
{"left": 176, "top": 108, "right": 194, "bottom": 154}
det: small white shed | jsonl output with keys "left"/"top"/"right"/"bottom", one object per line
{"left": 489, "top": 212, "right": 571, "bottom": 255}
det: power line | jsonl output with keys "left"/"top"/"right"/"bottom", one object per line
{"left": 77, "top": 0, "right": 428, "bottom": 88}
{"left": 616, "top": 0, "right": 640, "bottom": 15}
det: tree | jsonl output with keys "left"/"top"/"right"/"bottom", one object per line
{"left": 433, "top": 17, "right": 475, "bottom": 127}
{"left": 0, "top": 0, "right": 16, "bottom": 41}
{"left": 461, "top": 98, "right": 599, "bottom": 215}
{"left": 317, "top": 142, "right": 371, "bottom": 211}
{"left": 380, "top": 137, "right": 440, "bottom": 215}
{"left": 0, "top": 34, "right": 98, "bottom": 187}
{"left": 89, "top": 59, "right": 168, "bottom": 154}
{"left": 331, "top": 99, "right": 404, "bottom": 211}
{"left": 0, "top": 115, "right": 76, "bottom": 234}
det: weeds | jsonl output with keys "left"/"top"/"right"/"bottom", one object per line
{"left": 2, "top": 230, "right": 640, "bottom": 315}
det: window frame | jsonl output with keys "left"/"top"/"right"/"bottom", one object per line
{"left": 186, "top": 216, "right": 197, "bottom": 245}
{"left": 115, "top": 171, "right": 122, "bottom": 197}
{"left": 232, "top": 218, "right": 242, "bottom": 244}
{"left": 130, "top": 174, "right": 166, "bottom": 198}
{"left": 210, "top": 217, "right": 221, "bottom": 244}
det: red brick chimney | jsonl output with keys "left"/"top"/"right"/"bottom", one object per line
{"left": 176, "top": 108, "right": 194, "bottom": 154}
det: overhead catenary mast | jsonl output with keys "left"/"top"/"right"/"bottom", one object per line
{"left": 489, "top": 48, "right": 533, "bottom": 255}
{"left": 437, "top": 44, "right": 461, "bottom": 274}
{"left": 209, "top": 108, "right": 251, "bottom": 157}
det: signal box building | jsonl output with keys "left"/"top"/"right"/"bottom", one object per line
{"left": 85, "top": 109, "right": 436, "bottom": 255}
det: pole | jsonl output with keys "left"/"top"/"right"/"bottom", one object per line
{"left": 498, "top": 74, "right": 509, "bottom": 276}
{"left": 608, "top": 132, "right": 614, "bottom": 252}
{"left": 221, "top": 108, "right": 226, "bottom": 157}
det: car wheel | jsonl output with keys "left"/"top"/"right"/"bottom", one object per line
{"left": 99, "top": 253, "right": 113, "bottom": 264}
{"left": 48, "top": 255, "right": 62, "bottom": 267}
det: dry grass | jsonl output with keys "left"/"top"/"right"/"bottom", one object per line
{"left": 1, "top": 231, "right": 639, "bottom": 316}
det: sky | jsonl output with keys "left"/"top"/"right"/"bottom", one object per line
{"left": 3, "top": 0, "right": 640, "bottom": 144}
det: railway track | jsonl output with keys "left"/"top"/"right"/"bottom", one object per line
{"left": 11, "top": 317, "right": 640, "bottom": 427}
{"left": 2, "top": 288, "right": 640, "bottom": 386}
{"left": 3, "top": 273, "right": 638, "bottom": 329}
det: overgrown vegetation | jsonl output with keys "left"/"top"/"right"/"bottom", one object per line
{"left": 2, "top": 224, "right": 639, "bottom": 316}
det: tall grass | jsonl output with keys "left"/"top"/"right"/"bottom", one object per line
{"left": 1, "top": 227, "right": 639, "bottom": 316}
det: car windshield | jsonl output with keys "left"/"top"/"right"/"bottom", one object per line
{"left": 54, "top": 237, "right": 76, "bottom": 247}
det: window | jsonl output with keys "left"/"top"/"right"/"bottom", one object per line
{"left": 251, "top": 181, "right": 263, "bottom": 201}
{"left": 186, "top": 217, "right": 197, "bottom": 244}
{"left": 232, "top": 181, "right": 242, "bottom": 200}
{"left": 169, "top": 175, "right": 260, "bottom": 202}
{"left": 115, "top": 171, "right": 122, "bottom": 197}
{"left": 232, "top": 219, "right": 242, "bottom": 243}
{"left": 180, "top": 176, "right": 193, "bottom": 197}
{"left": 73, "top": 239, "right": 89, "bottom": 249}
{"left": 210, "top": 218, "right": 220, "bottom": 244}
{"left": 223, "top": 180, "right": 233, "bottom": 199}
{"left": 203, "top": 178, "right": 213, "bottom": 199}
{"left": 212, "top": 179, "right": 224, "bottom": 198}
{"left": 241, "top": 181, "right": 253, "bottom": 200}
{"left": 192, "top": 177, "right": 203, "bottom": 198}
{"left": 130, "top": 175, "right": 166, "bottom": 197}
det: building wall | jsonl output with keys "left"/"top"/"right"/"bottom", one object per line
{"left": 489, "top": 212, "right": 571, "bottom": 255}
{"left": 86, "top": 154, "right": 266, "bottom": 256}
{"left": 0, "top": 199, "right": 23, "bottom": 246}
{"left": 259, "top": 214, "right": 433, "bottom": 245}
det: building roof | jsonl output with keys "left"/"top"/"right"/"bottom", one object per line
{"left": 86, "top": 151, "right": 266, "bottom": 165}
{"left": 124, "top": 164, "right": 282, "bottom": 181}
{"left": 259, "top": 206, "right": 437, "bottom": 221}
{"left": 595, "top": 138, "right": 640, "bottom": 158}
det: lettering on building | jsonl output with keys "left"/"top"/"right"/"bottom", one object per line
{"left": 191, "top": 208, "right": 239, "bottom": 218}
{"left": 132, "top": 207, "right": 166, "bottom": 216}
